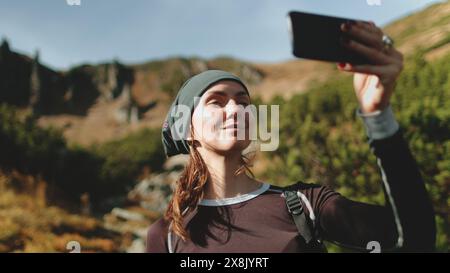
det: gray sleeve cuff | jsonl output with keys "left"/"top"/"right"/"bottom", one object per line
{"left": 356, "top": 105, "right": 400, "bottom": 140}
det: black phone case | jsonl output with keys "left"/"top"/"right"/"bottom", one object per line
{"left": 288, "top": 11, "right": 371, "bottom": 65}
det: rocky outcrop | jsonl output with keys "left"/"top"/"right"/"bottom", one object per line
{"left": 102, "top": 154, "right": 188, "bottom": 253}
{"left": 0, "top": 39, "right": 268, "bottom": 145}
{"left": 0, "top": 40, "right": 137, "bottom": 116}
{"left": 64, "top": 62, "right": 135, "bottom": 116}
{"left": 0, "top": 39, "right": 66, "bottom": 114}
{"left": 0, "top": 40, "right": 264, "bottom": 120}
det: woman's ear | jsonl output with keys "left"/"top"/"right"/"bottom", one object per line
{"left": 187, "top": 130, "right": 201, "bottom": 148}
{"left": 187, "top": 124, "right": 194, "bottom": 141}
{"left": 186, "top": 125, "right": 195, "bottom": 144}
{"left": 187, "top": 138, "right": 200, "bottom": 149}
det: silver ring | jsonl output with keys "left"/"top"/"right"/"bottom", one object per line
{"left": 382, "top": 34, "right": 394, "bottom": 50}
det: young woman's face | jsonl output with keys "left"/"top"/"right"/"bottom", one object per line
{"left": 191, "top": 80, "right": 253, "bottom": 155}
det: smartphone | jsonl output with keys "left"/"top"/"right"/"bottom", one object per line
{"left": 287, "top": 11, "right": 372, "bottom": 65}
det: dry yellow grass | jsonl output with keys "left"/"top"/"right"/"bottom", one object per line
{"left": 0, "top": 172, "right": 122, "bottom": 253}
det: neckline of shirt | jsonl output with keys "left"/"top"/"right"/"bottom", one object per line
{"left": 198, "top": 182, "right": 271, "bottom": 206}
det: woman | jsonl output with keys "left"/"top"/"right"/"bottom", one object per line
{"left": 146, "top": 21, "right": 436, "bottom": 253}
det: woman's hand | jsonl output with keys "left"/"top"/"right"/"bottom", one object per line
{"left": 337, "top": 21, "right": 404, "bottom": 114}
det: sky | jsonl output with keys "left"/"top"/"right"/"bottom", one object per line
{"left": 0, "top": 0, "right": 445, "bottom": 70}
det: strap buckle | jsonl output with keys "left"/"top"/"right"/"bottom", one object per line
{"left": 284, "top": 191, "right": 304, "bottom": 215}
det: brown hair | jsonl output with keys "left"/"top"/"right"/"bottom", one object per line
{"left": 164, "top": 129, "right": 256, "bottom": 242}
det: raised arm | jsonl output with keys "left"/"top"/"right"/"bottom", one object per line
{"left": 317, "top": 106, "right": 436, "bottom": 252}
{"left": 320, "top": 20, "right": 437, "bottom": 252}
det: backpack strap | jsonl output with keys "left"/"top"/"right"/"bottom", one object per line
{"left": 284, "top": 189, "right": 315, "bottom": 244}
{"left": 269, "top": 183, "right": 325, "bottom": 251}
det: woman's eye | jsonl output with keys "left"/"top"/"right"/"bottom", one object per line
{"left": 208, "top": 100, "right": 221, "bottom": 106}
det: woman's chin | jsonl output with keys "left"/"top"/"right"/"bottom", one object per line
{"left": 212, "top": 140, "right": 251, "bottom": 155}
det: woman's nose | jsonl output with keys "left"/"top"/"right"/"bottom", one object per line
{"left": 224, "top": 100, "right": 241, "bottom": 117}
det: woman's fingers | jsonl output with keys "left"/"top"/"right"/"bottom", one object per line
{"left": 341, "top": 21, "right": 383, "bottom": 50}
{"left": 341, "top": 38, "right": 392, "bottom": 65}
{"left": 356, "top": 20, "right": 383, "bottom": 36}
{"left": 338, "top": 62, "right": 383, "bottom": 75}
{"left": 341, "top": 20, "right": 403, "bottom": 64}
{"left": 337, "top": 62, "right": 401, "bottom": 82}
{"left": 338, "top": 20, "right": 404, "bottom": 89}
{"left": 390, "top": 48, "right": 404, "bottom": 63}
